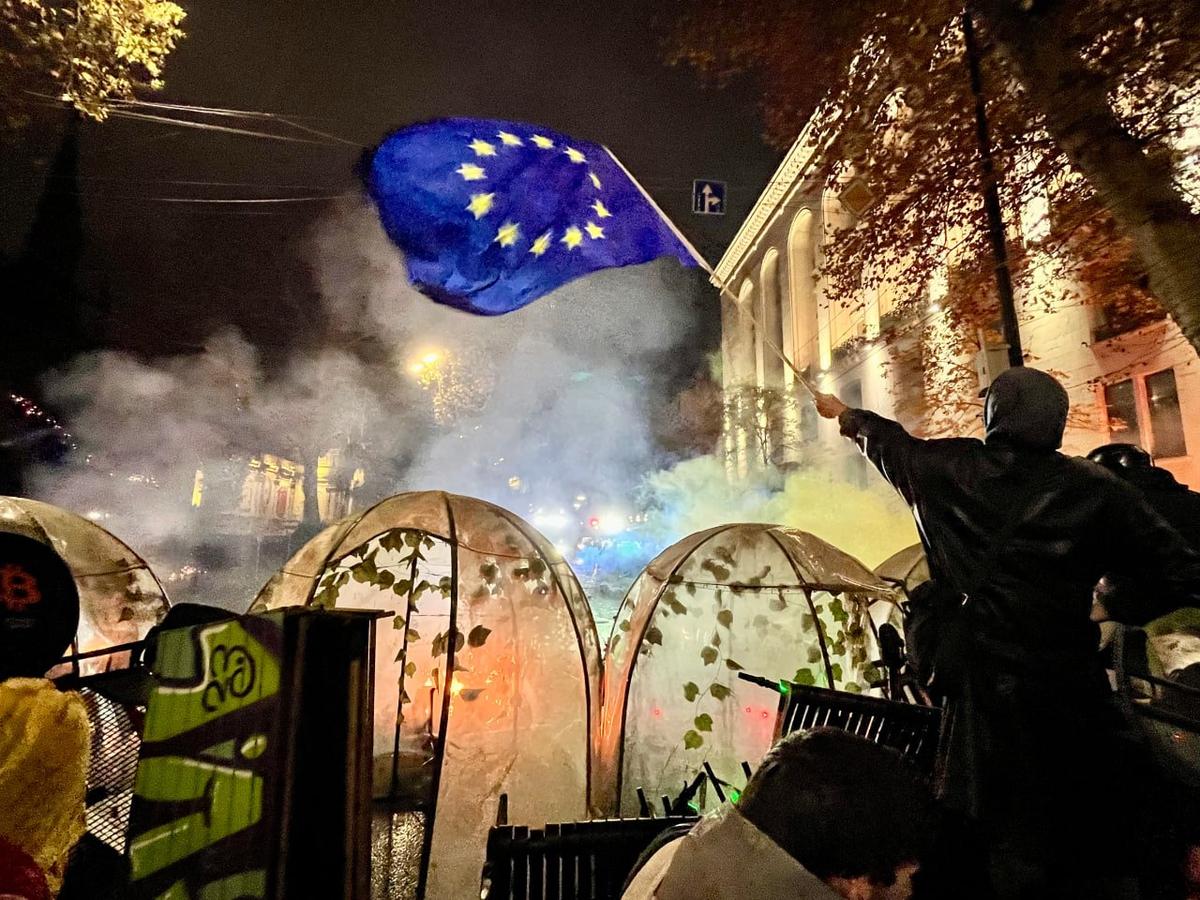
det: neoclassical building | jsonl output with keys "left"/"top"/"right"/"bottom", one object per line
{"left": 714, "top": 121, "right": 1200, "bottom": 490}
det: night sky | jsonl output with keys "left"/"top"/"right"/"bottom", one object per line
{"left": 1, "top": 2, "right": 780, "bottom": 361}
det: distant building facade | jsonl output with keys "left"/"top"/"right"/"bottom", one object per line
{"left": 715, "top": 116, "right": 1200, "bottom": 490}
{"left": 191, "top": 448, "right": 364, "bottom": 535}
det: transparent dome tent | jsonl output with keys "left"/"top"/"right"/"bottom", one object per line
{"left": 249, "top": 491, "right": 602, "bottom": 900}
{"left": 0, "top": 496, "right": 170, "bottom": 675}
{"left": 875, "top": 543, "right": 931, "bottom": 594}
{"left": 597, "top": 523, "right": 901, "bottom": 815}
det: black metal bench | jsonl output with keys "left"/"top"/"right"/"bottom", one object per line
{"left": 774, "top": 681, "right": 944, "bottom": 776}
{"left": 481, "top": 816, "right": 697, "bottom": 900}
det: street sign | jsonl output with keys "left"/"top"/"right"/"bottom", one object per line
{"left": 692, "top": 179, "right": 726, "bottom": 215}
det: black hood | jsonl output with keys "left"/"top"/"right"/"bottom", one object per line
{"left": 983, "top": 367, "right": 1069, "bottom": 450}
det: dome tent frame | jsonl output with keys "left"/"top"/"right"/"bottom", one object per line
{"left": 251, "top": 490, "right": 601, "bottom": 900}
{"left": 598, "top": 523, "right": 900, "bottom": 814}
{"left": 0, "top": 496, "right": 170, "bottom": 675}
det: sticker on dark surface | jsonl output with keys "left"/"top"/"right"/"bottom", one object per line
{"left": 0, "top": 531, "right": 79, "bottom": 679}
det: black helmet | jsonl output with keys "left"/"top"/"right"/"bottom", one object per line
{"left": 1086, "top": 442, "right": 1152, "bottom": 471}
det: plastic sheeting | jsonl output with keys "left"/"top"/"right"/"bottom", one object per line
{"left": 0, "top": 497, "right": 170, "bottom": 675}
{"left": 597, "top": 524, "right": 901, "bottom": 814}
{"left": 875, "top": 543, "right": 930, "bottom": 594}
{"left": 250, "top": 491, "right": 601, "bottom": 900}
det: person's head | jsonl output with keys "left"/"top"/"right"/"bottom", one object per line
{"left": 736, "top": 728, "right": 935, "bottom": 900}
{"left": 982, "top": 366, "right": 1069, "bottom": 450}
{"left": 1086, "top": 442, "right": 1153, "bottom": 473}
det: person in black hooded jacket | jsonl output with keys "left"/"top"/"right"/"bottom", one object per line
{"left": 814, "top": 367, "right": 1200, "bottom": 900}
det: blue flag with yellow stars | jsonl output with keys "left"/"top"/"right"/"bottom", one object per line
{"left": 365, "top": 118, "right": 700, "bottom": 315}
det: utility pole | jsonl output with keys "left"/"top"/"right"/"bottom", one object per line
{"left": 963, "top": 8, "right": 1024, "bottom": 368}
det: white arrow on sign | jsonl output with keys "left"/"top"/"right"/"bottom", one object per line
{"left": 701, "top": 184, "right": 721, "bottom": 212}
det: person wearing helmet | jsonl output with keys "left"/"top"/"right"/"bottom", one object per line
{"left": 815, "top": 367, "right": 1200, "bottom": 900}
{"left": 1087, "top": 443, "right": 1200, "bottom": 689}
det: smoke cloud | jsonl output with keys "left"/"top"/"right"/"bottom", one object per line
{"left": 30, "top": 198, "right": 714, "bottom": 608}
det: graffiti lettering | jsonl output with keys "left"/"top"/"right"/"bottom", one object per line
{"left": 201, "top": 644, "right": 257, "bottom": 712}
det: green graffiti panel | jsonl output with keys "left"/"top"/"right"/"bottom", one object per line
{"left": 127, "top": 613, "right": 284, "bottom": 900}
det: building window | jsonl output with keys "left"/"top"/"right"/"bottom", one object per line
{"left": 1102, "top": 368, "right": 1189, "bottom": 461}
{"left": 1104, "top": 379, "right": 1139, "bottom": 445}
{"left": 1146, "top": 368, "right": 1187, "bottom": 459}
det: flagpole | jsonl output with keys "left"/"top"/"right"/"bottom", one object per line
{"left": 603, "top": 146, "right": 820, "bottom": 400}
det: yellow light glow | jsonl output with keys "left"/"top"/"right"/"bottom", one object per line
{"left": 450, "top": 677, "right": 464, "bottom": 696}
{"left": 421, "top": 352, "right": 441, "bottom": 365}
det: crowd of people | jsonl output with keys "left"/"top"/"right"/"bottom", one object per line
{"left": 624, "top": 367, "right": 1200, "bottom": 900}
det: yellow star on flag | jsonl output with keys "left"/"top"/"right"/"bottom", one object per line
{"left": 561, "top": 226, "right": 583, "bottom": 250}
{"left": 589, "top": 171, "right": 602, "bottom": 189}
{"left": 591, "top": 199, "right": 612, "bottom": 218}
{"left": 585, "top": 221, "right": 605, "bottom": 240}
{"left": 564, "top": 147, "right": 586, "bottom": 164}
{"left": 530, "top": 231, "right": 552, "bottom": 256}
{"left": 469, "top": 139, "right": 497, "bottom": 157}
{"left": 497, "top": 131, "right": 523, "bottom": 146}
{"left": 457, "top": 162, "right": 486, "bottom": 181}
{"left": 466, "top": 192, "right": 495, "bottom": 219}
{"left": 531, "top": 134, "right": 555, "bottom": 149}
{"left": 495, "top": 221, "right": 520, "bottom": 247}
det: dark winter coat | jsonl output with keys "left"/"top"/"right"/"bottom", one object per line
{"left": 837, "top": 401, "right": 1200, "bottom": 861}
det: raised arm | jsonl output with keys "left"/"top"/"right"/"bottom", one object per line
{"left": 815, "top": 393, "right": 928, "bottom": 506}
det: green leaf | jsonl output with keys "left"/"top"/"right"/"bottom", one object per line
{"left": 683, "top": 681, "right": 700, "bottom": 702}
{"left": 716, "top": 609, "right": 733, "bottom": 628}
{"left": 769, "top": 594, "right": 787, "bottom": 612}
{"left": 467, "top": 625, "right": 492, "bottom": 648}
{"left": 694, "top": 713, "right": 713, "bottom": 732}
{"left": 806, "top": 645, "right": 822, "bottom": 664}
{"left": 431, "top": 632, "right": 447, "bottom": 657}
{"left": 376, "top": 569, "right": 396, "bottom": 589}
{"left": 393, "top": 579, "right": 412, "bottom": 596}
{"left": 830, "top": 663, "right": 843, "bottom": 683}
{"left": 711, "top": 631, "right": 721, "bottom": 647}
{"left": 683, "top": 729, "right": 704, "bottom": 750}
{"left": 645, "top": 626, "right": 663, "bottom": 646}
{"left": 685, "top": 582, "right": 697, "bottom": 596}
{"left": 794, "top": 669, "right": 816, "bottom": 686}
{"left": 845, "top": 682, "right": 863, "bottom": 694}
{"left": 404, "top": 531, "right": 422, "bottom": 547}
{"left": 404, "top": 661, "right": 417, "bottom": 677}
{"left": 394, "top": 648, "right": 406, "bottom": 663}
{"left": 725, "top": 658, "right": 744, "bottom": 671}
{"left": 700, "top": 646, "right": 718, "bottom": 666}
{"left": 452, "top": 630, "right": 465, "bottom": 653}
{"left": 618, "top": 619, "right": 631, "bottom": 632}
{"left": 406, "top": 627, "right": 421, "bottom": 642}
{"left": 709, "top": 683, "right": 732, "bottom": 700}
{"left": 460, "top": 688, "right": 484, "bottom": 701}
{"left": 701, "top": 560, "right": 731, "bottom": 581}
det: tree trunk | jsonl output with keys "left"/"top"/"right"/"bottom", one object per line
{"left": 972, "top": 0, "right": 1200, "bottom": 356}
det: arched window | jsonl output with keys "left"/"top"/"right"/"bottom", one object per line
{"left": 735, "top": 279, "right": 757, "bottom": 389}
{"left": 759, "top": 250, "right": 785, "bottom": 391}
{"left": 787, "top": 210, "right": 817, "bottom": 372}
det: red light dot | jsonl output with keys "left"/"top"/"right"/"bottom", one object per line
{"left": 652, "top": 707, "right": 662, "bottom": 717}
{"left": 744, "top": 707, "right": 752, "bottom": 714}
{"left": 588, "top": 517, "right": 600, "bottom": 529}
{"left": 761, "top": 710, "right": 770, "bottom": 719}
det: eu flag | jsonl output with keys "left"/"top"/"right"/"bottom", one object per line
{"left": 365, "top": 118, "right": 700, "bottom": 315}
